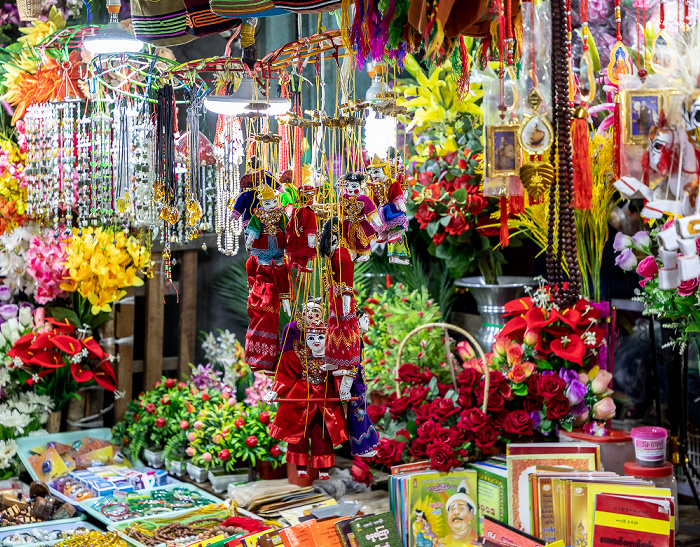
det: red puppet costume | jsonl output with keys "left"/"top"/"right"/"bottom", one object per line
{"left": 286, "top": 185, "right": 318, "bottom": 272}
{"left": 244, "top": 257, "right": 291, "bottom": 374}
{"left": 325, "top": 245, "right": 361, "bottom": 373}
{"left": 267, "top": 339, "right": 348, "bottom": 470}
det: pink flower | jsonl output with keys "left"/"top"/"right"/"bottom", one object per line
{"left": 508, "top": 361, "right": 535, "bottom": 384}
{"left": 590, "top": 370, "right": 613, "bottom": 395}
{"left": 456, "top": 340, "right": 475, "bottom": 361}
{"left": 506, "top": 343, "right": 523, "bottom": 365}
{"left": 678, "top": 277, "right": 700, "bottom": 297}
{"left": 592, "top": 397, "right": 616, "bottom": 420}
{"left": 493, "top": 338, "right": 509, "bottom": 356}
{"left": 524, "top": 328, "right": 539, "bottom": 346}
{"left": 25, "top": 234, "right": 69, "bottom": 305}
{"left": 615, "top": 248, "right": 637, "bottom": 271}
{"left": 636, "top": 256, "right": 658, "bottom": 280}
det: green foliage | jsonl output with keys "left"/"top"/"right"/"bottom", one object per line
{"left": 214, "top": 260, "right": 249, "bottom": 325}
{"left": 362, "top": 281, "right": 451, "bottom": 394}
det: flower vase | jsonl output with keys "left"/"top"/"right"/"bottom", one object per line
{"left": 186, "top": 461, "right": 209, "bottom": 483}
{"left": 143, "top": 447, "right": 165, "bottom": 469}
{"left": 45, "top": 411, "right": 61, "bottom": 434}
{"left": 455, "top": 276, "right": 537, "bottom": 352}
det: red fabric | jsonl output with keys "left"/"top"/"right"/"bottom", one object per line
{"left": 387, "top": 180, "right": 404, "bottom": 205}
{"left": 499, "top": 196, "right": 509, "bottom": 247}
{"left": 285, "top": 412, "right": 336, "bottom": 469}
{"left": 244, "top": 259, "right": 289, "bottom": 373}
{"left": 268, "top": 348, "right": 348, "bottom": 447}
{"left": 325, "top": 247, "right": 361, "bottom": 371}
{"left": 613, "top": 99, "right": 622, "bottom": 180}
{"left": 286, "top": 206, "right": 318, "bottom": 270}
{"left": 572, "top": 117, "right": 592, "bottom": 210}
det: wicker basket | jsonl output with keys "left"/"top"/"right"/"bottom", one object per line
{"left": 394, "top": 322, "right": 490, "bottom": 412}
{"left": 17, "top": 0, "right": 42, "bottom": 22}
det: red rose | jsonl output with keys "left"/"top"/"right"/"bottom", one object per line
{"left": 503, "top": 410, "right": 534, "bottom": 436}
{"left": 445, "top": 212, "right": 468, "bottom": 236}
{"left": 435, "top": 427, "right": 459, "bottom": 447}
{"left": 540, "top": 375, "right": 566, "bottom": 401}
{"left": 524, "top": 396, "right": 544, "bottom": 413}
{"left": 458, "top": 368, "right": 480, "bottom": 393}
{"left": 161, "top": 396, "right": 170, "bottom": 406}
{"left": 457, "top": 393, "right": 475, "bottom": 409}
{"left": 415, "top": 203, "right": 436, "bottom": 229}
{"left": 427, "top": 441, "right": 458, "bottom": 472}
{"left": 397, "top": 363, "right": 434, "bottom": 384}
{"left": 387, "top": 394, "right": 411, "bottom": 419}
{"left": 414, "top": 404, "right": 434, "bottom": 425}
{"left": 459, "top": 408, "right": 489, "bottom": 432}
{"left": 374, "top": 438, "right": 406, "bottom": 467}
{"left": 432, "top": 232, "right": 446, "bottom": 247}
{"left": 406, "top": 386, "right": 429, "bottom": 409}
{"left": 367, "top": 404, "right": 386, "bottom": 424}
{"left": 477, "top": 215, "right": 499, "bottom": 237}
{"left": 527, "top": 374, "right": 543, "bottom": 396}
{"left": 546, "top": 395, "right": 572, "bottom": 420}
{"left": 410, "top": 438, "right": 429, "bottom": 458}
{"left": 477, "top": 388, "right": 505, "bottom": 412}
{"left": 350, "top": 458, "right": 373, "bottom": 486}
{"left": 488, "top": 370, "right": 508, "bottom": 389}
{"left": 454, "top": 424, "right": 473, "bottom": 445}
{"left": 155, "top": 417, "right": 166, "bottom": 428}
{"left": 437, "top": 383, "right": 451, "bottom": 397}
{"left": 418, "top": 171, "right": 434, "bottom": 186}
{"left": 418, "top": 420, "right": 437, "bottom": 438}
{"left": 145, "top": 403, "right": 156, "bottom": 414}
{"left": 490, "top": 410, "right": 508, "bottom": 430}
{"left": 475, "top": 426, "right": 499, "bottom": 451}
{"left": 432, "top": 398, "right": 460, "bottom": 421}
{"left": 444, "top": 151, "right": 458, "bottom": 164}
{"left": 259, "top": 412, "right": 270, "bottom": 425}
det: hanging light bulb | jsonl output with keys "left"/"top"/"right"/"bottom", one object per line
{"left": 83, "top": 0, "right": 142, "bottom": 54}
{"left": 364, "top": 63, "right": 397, "bottom": 159}
{"left": 204, "top": 76, "right": 291, "bottom": 117}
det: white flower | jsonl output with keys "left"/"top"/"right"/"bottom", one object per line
{"left": 30, "top": 374, "right": 40, "bottom": 385}
{"left": 0, "top": 409, "right": 32, "bottom": 435}
{"left": 18, "top": 306, "right": 32, "bottom": 328}
{"left": 0, "top": 368, "right": 10, "bottom": 388}
{"left": 0, "top": 439, "right": 17, "bottom": 462}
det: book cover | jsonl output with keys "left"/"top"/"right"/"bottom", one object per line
{"left": 406, "top": 470, "right": 478, "bottom": 547}
{"left": 257, "top": 530, "right": 284, "bottom": 547}
{"left": 470, "top": 463, "right": 508, "bottom": 536}
{"left": 592, "top": 494, "right": 671, "bottom": 547}
{"left": 350, "top": 512, "right": 401, "bottom": 547}
{"left": 391, "top": 461, "right": 431, "bottom": 475}
{"left": 336, "top": 517, "right": 363, "bottom": 547}
{"left": 482, "top": 516, "right": 546, "bottom": 547}
{"left": 279, "top": 520, "right": 316, "bottom": 547}
{"left": 507, "top": 452, "right": 597, "bottom": 533}
{"left": 309, "top": 517, "right": 347, "bottom": 547}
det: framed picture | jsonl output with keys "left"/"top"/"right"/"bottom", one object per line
{"left": 624, "top": 90, "right": 663, "bottom": 145}
{"left": 518, "top": 115, "right": 554, "bottom": 156}
{"left": 486, "top": 125, "right": 520, "bottom": 177}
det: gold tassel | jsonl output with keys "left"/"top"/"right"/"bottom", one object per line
{"left": 426, "top": 19, "right": 445, "bottom": 61}
{"left": 341, "top": 0, "right": 353, "bottom": 52}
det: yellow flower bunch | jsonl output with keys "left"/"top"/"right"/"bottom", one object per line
{"left": 0, "top": 138, "right": 27, "bottom": 216}
{"left": 18, "top": 7, "right": 65, "bottom": 47}
{"left": 60, "top": 227, "right": 151, "bottom": 315}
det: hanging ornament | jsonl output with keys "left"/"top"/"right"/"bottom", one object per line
{"left": 607, "top": 0, "right": 632, "bottom": 86}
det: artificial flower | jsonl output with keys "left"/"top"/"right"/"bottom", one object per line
{"left": 592, "top": 397, "right": 616, "bottom": 420}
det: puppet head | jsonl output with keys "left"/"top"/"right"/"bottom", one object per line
{"left": 340, "top": 172, "right": 367, "bottom": 197}
{"left": 319, "top": 217, "right": 341, "bottom": 258}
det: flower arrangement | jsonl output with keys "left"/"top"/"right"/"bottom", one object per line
{"left": 369, "top": 281, "right": 615, "bottom": 470}
{"left": 398, "top": 55, "right": 506, "bottom": 281}
{"left": 244, "top": 372, "right": 272, "bottom": 407}
{"left": 200, "top": 329, "right": 246, "bottom": 388}
{"left": 0, "top": 223, "right": 37, "bottom": 296}
{"left": 116, "top": 378, "right": 227, "bottom": 465}
{"left": 186, "top": 402, "right": 285, "bottom": 472}
{"left": 58, "top": 227, "right": 151, "bottom": 321}
{"left": 0, "top": 130, "right": 28, "bottom": 234}
{"left": 362, "top": 281, "right": 449, "bottom": 394}
{"left": 25, "top": 230, "right": 69, "bottom": 305}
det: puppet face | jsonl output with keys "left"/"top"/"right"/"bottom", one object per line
{"left": 345, "top": 180, "right": 362, "bottom": 196}
{"left": 648, "top": 127, "right": 676, "bottom": 175}
{"left": 369, "top": 167, "right": 386, "bottom": 182}
{"left": 304, "top": 303, "right": 323, "bottom": 324}
{"left": 261, "top": 196, "right": 279, "bottom": 212}
{"left": 357, "top": 314, "right": 370, "bottom": 332}
{"left": 305, "top": 332, "right": 326, "bottom": 355}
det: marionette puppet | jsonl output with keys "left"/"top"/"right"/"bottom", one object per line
{"left": 245, "top": 183, "right": 288, "bottom": 267}
{"left": 231, "top": 156, "right": 279, "bottom": 230}
{"left": 263, "top": 318, "right": 350, "bottom": 480}
{"left": 319, "top": 217, "right": 363, "bottom": 387}
{"left": 280, "top": 297, "right": 324, "bottom": 354}
{"left": 348, "top": 310, "right": 380, "bottom": 458}
{"left": 286, "top": 183, "right": 318, "bottom": 272}
{"left": 338, "top": 173, "right": 382, "bottom": 262}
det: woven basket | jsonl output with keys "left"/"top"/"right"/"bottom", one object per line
{"left": 394, "top": 322, "right": 490, "bottom": 412}
{"left": 17, "top": 0, "right": 42, "bottom": 22}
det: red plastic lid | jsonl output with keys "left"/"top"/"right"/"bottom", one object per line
{"left": 562, "top": 428, "right": 633, "bottom": 443}
{"left": 624, "top": 461, "right": 674, "bottom": 477}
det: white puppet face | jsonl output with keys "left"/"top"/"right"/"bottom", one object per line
{"left": 648, "top": 127, "right": 676, "bottom": 175}
{"left": 305, "top": 332, "right": 326, "bottom": 354}
{"left": 261, "top": 196, "right": 280, "bottom": 212}
{"left": 357, "top": 314, "right": 370, "bottom": 332}
{"left": 369, "top": 167, "right": 386, "bottom": 182}
{"left": 345, "top": 180, "right": 362, "bottom": 196}
{"left": 304, "top": 303, "right": 323, "bottom": 324}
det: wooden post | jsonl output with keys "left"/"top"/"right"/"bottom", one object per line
{"left": 178, "top": 250, "right": 198, "bottom": 380}
{"left": 144, "top": 254, "right": 164, "bottom": 390}
{"left": 114, "top": 288, "right": 135, "bottom": 421}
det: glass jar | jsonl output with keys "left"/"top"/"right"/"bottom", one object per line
{"left": 624, "top": 461, "right": 678, "bottom": 535}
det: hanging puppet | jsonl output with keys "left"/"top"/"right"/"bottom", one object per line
{"left": 366, "top": 156, "right": 411, "bottom": 265}
{"left": 245, "top": 183, "right": 288, "bottom": 266}
{"left": 286, "top": 183, "right": 318, "bottom": 272}
{"left": 263, "top": 316, "right": 350, "bottom": 480}
{"left": 319, "top": 217, "right": 362, "bottom": 385}
{"left": 338, "top": 173, "right": 382, "bottom": 262}
{"left": 231, "top": 155, "right": 279, "bottom": 230}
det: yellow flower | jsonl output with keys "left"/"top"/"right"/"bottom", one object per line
{"left": 18, "top": 7, "right": 65, "bottom": 47}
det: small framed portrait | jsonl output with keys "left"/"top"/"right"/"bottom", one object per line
{"left": 624, "top": 90, "right": 663, "bottom": 145}
{"left": 518, "top": 115, "right": 554, "bottom": 156}
{"left": 486, "top": 125, "right": 520, "bottom": 177}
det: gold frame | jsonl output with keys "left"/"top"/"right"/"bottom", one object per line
{"left": 623, "top": 89, "right": 664, "bottom": 145}
{"left": 518, "top": 114, "right": 554, "bottom": 156}
{"left": 486, "top": 125, "right": 521, "bottom": 178}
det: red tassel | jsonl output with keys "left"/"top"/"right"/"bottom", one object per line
{"left": 499, "top": 196, "right": 509, "bottom": 247}
{"left": 613, "top": 95, "right": 622, "bottom": 180}
{"left": 509, "top": 194, "right": 525, "bottom": 215}
{"left": 572, "top": 113, "right": 592, "bottom": 210}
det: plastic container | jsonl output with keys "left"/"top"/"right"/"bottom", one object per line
{"left": 558, "top": 428, "right": 635, "bottom": 474}
{"left": 142, "top": 448, "right": 164, "bottom": 469}
{"left": 624, "top": 461, "right": 678, "bottom": 532}
{"left": 186, "top": 461, "right": 209, "bottom": 483}
{"left": 630, "top": 426, "right": 668, "bottom": 467}
{"left": 0, "top": 517, "right": 99, "bottom": 547}
{"left": 207, "top": 469, "right": 248, "bottom": 494}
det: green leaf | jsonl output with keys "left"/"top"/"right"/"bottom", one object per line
{"left": 50, "top": 307, "right": 81, "bottom": 327}
{"left": 535, "top": 359, "right": 553, "bottom": 370}
{"left": 512, "top": 383, "right": 528, "bottom": 397}
{"left": 427, "top": 221, "right": 441, "bottom": 237}
{"left": 435, "top": 244, "right": 451, "bottom": 260}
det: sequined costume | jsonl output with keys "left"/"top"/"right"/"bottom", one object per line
{"left": 244, "top": 258, "right": 290, "bottom": 374}
{"left": 245, "top": 206, "right": 288, "bottom": 265}
{"left": 325, "top": 246, "right": 361, "bottom": 372}
{"left": 367, "top": 177, "right": 408, "bottom": 237}
{"left": 339, "top": 194, "right": 378, "bottom": 259}
{"left": 348, "top": 364, "right": 380, "bottom": 457}
{"left": 268, "top": 341, "right": 349, "bottom": 469}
